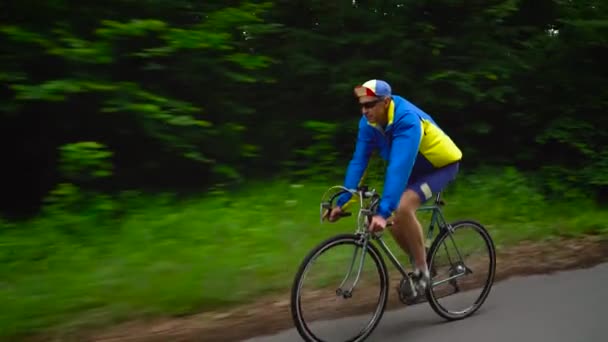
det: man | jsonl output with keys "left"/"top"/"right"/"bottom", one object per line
{"left": 328, "top": 79, "right": 462, "bottom": 294}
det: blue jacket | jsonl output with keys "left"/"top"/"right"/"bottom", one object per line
{"left": 336, "top": 95, "right": 462, "bottom": 218}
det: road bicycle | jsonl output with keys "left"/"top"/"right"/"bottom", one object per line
{"left": 290, "top": 185, "right": 496, "bottom": 342}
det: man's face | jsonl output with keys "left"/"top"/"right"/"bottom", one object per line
{"left": 359, "top": 95, "right": 389, "bottom": 125}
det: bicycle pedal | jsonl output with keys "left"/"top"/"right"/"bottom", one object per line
{"left": 397, "top": 278, "right": 424, "bottom": 305}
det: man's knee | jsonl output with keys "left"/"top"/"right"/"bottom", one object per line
{"left": 398, "top": 189, "right": 422, "bottom": 214}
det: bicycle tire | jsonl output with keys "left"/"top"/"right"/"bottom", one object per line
{"left": 425, "top": 220, "right": 496, "bottom": 320}
{"left": 290, "top": 233, "right": 389, "bottom": 342}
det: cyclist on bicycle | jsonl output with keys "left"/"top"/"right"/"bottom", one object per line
{"left": 327, "top": 79, "right": 462, "bottom": 293}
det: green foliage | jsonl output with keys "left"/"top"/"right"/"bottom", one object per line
{"left": 43, "top": 142, "right": 117, "bottom": 230}
{"left": 44, "top": 183, "right": 83, "bottom": 210}
{"left": 447, "top": 167, "right": 548, "bottom": 224}
{"left": 290, "top": 120, "right": 342, "bottom": 180}
{"left": 1, "top": 1, "right": 279, "bottom": 194}
{"left": 2, "top": 0, "right": 607, "bottom": 213}
{"left": 59, "top": 142, "right": 113, "bottom": 181}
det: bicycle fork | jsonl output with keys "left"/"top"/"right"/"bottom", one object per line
{"left": 336, "top": 234, "right": 369, "bottom": 299}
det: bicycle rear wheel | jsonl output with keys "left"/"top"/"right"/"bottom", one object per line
{"left": 290, "top": 233, "right": 389, "bottom": 342}
{"left": 426, "top": 220, "right": 496, "bottom": 320}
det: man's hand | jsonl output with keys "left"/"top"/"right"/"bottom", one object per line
{"left": 368, "top": 215, "right": 387, "bottom": 232}
{"left": 328, "top": 206, "right": 343, "bottom": 222}
{"left": 325, "top": 206, "right": 344, "bottom": 222}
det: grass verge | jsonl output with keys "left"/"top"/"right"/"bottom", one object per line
{"left": 0, "top": 167, "right": 606, "bottom": 340}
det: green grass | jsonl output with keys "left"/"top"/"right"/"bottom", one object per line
{"left": 0, "top": 167, "right": 607, "bottom": 339}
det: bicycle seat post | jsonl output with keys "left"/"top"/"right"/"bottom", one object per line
{"left": 435, "top": 192, "right": 444, "bottom": 206}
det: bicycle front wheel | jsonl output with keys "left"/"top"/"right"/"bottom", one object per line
{"left": 290, "top": 233, "right": 389, "bottom": 342}
{"left": 426, "top": 220, "right": 496, "bottom": 320}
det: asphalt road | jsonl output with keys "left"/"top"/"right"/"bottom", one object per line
{"left": 242, "top": 262, "right": 608, "bottom": 342}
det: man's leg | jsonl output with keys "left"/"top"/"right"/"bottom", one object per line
{"left": 390, "top": 190, "right": 426, "bottom": 269}
{"left": 390, "top": 162, "right": 460, "bottom": 290}
{"left": 389, "top": 189, "right": 426, "bottom": 272}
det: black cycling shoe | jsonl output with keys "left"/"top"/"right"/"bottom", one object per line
{"left": 397, "top": 270, "right": 430, "bottom": 305}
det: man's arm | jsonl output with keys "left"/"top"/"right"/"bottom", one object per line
{"left": 376, "top": 117, "right": 422, "bottom": 219}
{"left": 336, "top": 121, "right": 374, "bottom": 209}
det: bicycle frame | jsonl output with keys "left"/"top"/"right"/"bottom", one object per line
{"left": 321, "top": 185, "right": 463, "bottom": 294}
{"left": 370, "top": 192, "right": 450, "bottom": 280}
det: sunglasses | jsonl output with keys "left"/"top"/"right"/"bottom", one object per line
{"left": 359, "top": 98, "right": 383, "bottom": 109}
